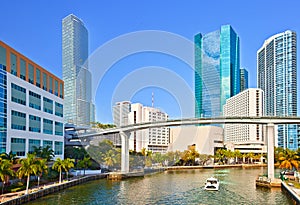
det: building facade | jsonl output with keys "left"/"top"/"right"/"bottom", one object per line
{"left": 240, "top": 68, "right": 248, "bottom": 92}
{"left": 113, "top": 101, "right": 131, "bottom": 127}
{"left": 224, "top": 88, "right": 264, "bottom": 143}
{"left": 128, "top": 103, "right": 169, "bottom": 153}
{"left": 195, "top": 25, "right": 240, "bottom": 118}
{"left": 62, "top": 14, "right": 95, "bottom": 127}
{"left": 257, "top": 30, "right": 297, "bottom": 149}
{"left": 0, "top": 41, "right": 64, "bottom": 158}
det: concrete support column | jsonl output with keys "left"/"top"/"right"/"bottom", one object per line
{"left": 267, "top": 123, "right": 275, "bottom": 180}
{"left": 120, "top": 131, "right": 130, "bottom": 173}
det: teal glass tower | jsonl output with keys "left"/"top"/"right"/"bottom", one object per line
{"left": 195, "top": 25, "right": 240, "bottom": 118}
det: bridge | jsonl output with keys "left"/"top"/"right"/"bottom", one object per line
{"left": 79, "top": 116, "right": 300, "bottom": 180}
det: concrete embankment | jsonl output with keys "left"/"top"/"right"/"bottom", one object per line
{"left": 0, "top": 174, "right": 108, "bottom": 205}
{"left": 281, "top": 181, "right": 300, "bottom": 204}
{"left": 166, "top": 164, "right": 266, "bottom": 171}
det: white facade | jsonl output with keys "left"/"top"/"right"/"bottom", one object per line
{"left": 7, "top": 73, "right": 64, "bottom": 159}
{"left": 113, "top": 101, "right": 131, "bottom": 127}
{"left": 128, "top": 103, "right": 169, "bottom": 153}
{"left": 224, "top": 88, "right": 264, "bottom": 144}
{"left": 168, "top": 126, "right": 223, "bottom": 155}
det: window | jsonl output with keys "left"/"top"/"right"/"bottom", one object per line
{"left": 29, "top": 115, "right": 41, "bottom": 133}
{"left": 43, "top": 97, "right": 53, "bottom": 114}
{"left": 55, "top": 102, "right": 63, "bottom": 117}
{"left": 29, "top": 91, "right": 41, "bottom": 110}
{"left": 43, "top": 118, "right": 53, "bottom": 134}
{"left": 11, "top": 110, "right": 26, "bottom": 130}
{"left": 54, "top": 80, "right": 58, "bottom": 96}
{"left": 0, "top": 45, "right": 6, "bottom": 67}
{"left": 43, "top": 140, "right": 53, "bottom": 148}
{"left": 20, "top": 58, "right": 26, "bottom": 80}
{"left": 28, "top": 139, "right": 41, "bottom": 154}
{"left": 43, "top": 73, "right": 48, "bottom": 91}
{"left": 36, "top": 68, "right": 41, "bottom": 87}
{"left": 11, "top": 83, "right": 26, "bottom": 105}
{"left": 11, "top": 138, "right": 25, "bottom": 156}
{"left": 49, "top": 76, "right": 53, "bottom": 94}
{"left": 28, "top": 64, "right": 34, "bottom": 84}
{"left": 10, "top": 53, "right": 17, "bottom": 76}
{"left": 59, "top": 83, "right": 63, "bottom": 98}
{"left": 54, "top": 141, "right": 63, "bottom": 155}
{"left": 55, "top": 121, "right": 63, "bottom": 136}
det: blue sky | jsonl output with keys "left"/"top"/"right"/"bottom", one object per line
{"left": 2, "top": 1, "right": 300, "bottom": 123}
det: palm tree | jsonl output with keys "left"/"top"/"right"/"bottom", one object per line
{"left": 0, "top": 159, "right": 14, "bottom": 196}
{"left": 52, "top": 158, "right": 65, "bottom": 183}
{"left": 35, "top": 158, "right": 48, "bottom": 188}
{"left": 0, "top": 151, "right": 18, "bottom": 164}
{"left": 78, "top": 157, "right": 91, "bottom": 176}
{"left": 102, "top": 150, "right": 116, "bottom": 170}
{"left": 247, "top": 152, "right": 255, "bottom": 164}
{"left": 17, "top": 153, "right": 38, "bottom": 195}
{"left": 62, "top": 158, "right": 74, "bottom": 180}
{"left": 278, "top": 148, "right": 299, "bottom": 170}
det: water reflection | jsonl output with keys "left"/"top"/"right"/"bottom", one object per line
{"left": 27, "top": 167, "right": 293, "bottom": 205}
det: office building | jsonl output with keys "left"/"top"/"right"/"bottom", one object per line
{"left": 257, "top": 30, "right": 297, "bottom": 149}
{"left": 0, "top": 41, "right": 64, "bottom": 158}
{"left": 195, "top": 25, "right": 240, "bottom": 118}
{"left": 128, "top": 103, "right": 169, "bottom": 153}
{"left": 240, "top": 68, "right": 248, "bottom": 92}
{"left": 224, "top": 88, "right": 264, "bottom": 143}
{"left": 62, "top": 14, "right": 95, "bottom": 127}
{"left": 113, "top": 101, "right": 131, "bottom": 127}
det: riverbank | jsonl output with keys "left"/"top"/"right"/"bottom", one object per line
{"left": 166, "top": 163, "right": 267, "bottom": 170}
{"left": 0, "top": 174, "right": 108, "bottom": 205}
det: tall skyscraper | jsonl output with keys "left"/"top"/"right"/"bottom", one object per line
{"left": 113, "top": 101, "right": 131, "bottom": 127}
{"left": 195, "top": 25, "right": 240, "bottom": 118}
{"left": 62, "top": 14, "right": 95, "bottom": 126}
{"left": 240, "top": 68, "right": 248, "bottom": 92}
{"left": 257, "top": 30, "right": 297, "bottom": 149}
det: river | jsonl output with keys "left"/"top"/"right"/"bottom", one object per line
{"left": 26, "top": 167, "right": 293, "bottom": 205}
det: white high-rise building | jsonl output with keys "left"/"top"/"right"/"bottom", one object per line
{"left": 62, "top": 14, "right": 95, "bottom": 127}
{"left": 128, "top": 103, "right": 169, "bottom": 153}
{"left": 224, "top": 88, "right": 264, "bottom": 143}
{"left": 113, "top": 101, "right": 131, "bottom": 127}
{"left": 257, "top": 30, "right": 297, "bottom": 149}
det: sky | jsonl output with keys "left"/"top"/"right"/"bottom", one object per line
{"left": 1, "top": 0, "right": 300, "bottom": 123}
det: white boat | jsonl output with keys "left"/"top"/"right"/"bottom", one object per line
{"left": 204, "top": 177, "right": 219, "bottom": 191}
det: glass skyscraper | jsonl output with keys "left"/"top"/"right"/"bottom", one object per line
{"left": 62, "top": 14, "right": 95, "bottom": 126}
{"left": 240, "top": 68, "right": 248, "bottom": 92}
{"left": 195, "top": 25, "right": 240, "bottom": 118}
{"left": 257, "top": 30, "right": 297, "bottom": 149}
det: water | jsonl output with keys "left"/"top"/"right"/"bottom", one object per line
{"left": 26, "top": 167, "right": 293, "bottom": 205}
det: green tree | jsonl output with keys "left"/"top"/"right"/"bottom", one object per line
{"left": 17, "top": 153, "right": 38, "bottom": 195}
{"left": 63, "top": 158, "right": 75, "bottom": 180}
{"left": 0, "top": 151, "right": 18, "bottom": 164}
{"left": 0, "top": 159, "right": 14, "bottom": 196}
{"left": 278, "top": 148, "right": 299, "bottom": 170}
{"left": 52, "top": 158, "right": 65, "bottom": 184}
{"left": 102, "top": 150, "right": 116, "bottom": 170}
{"left": 78, "top": 157, "right": 91, "bottom": 176}
{"left": 35, "top": 158, "right": 48, "bottom": 188}
{"left": 91, "top": 122, "right": 116, "bottom": 129}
